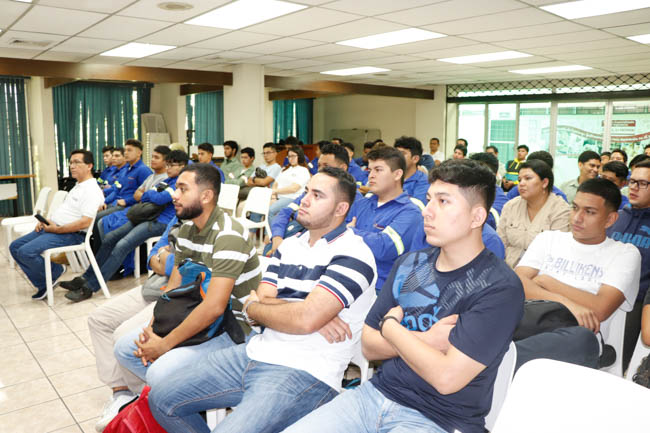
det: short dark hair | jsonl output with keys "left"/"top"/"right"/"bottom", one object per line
{"left": 125, "top": 139, "right": 143, "bottom": 151}
{"left": 318, "top": 166, "right": 356, "bottom": 217}
{"left": 373, "top": 139, "right": 384, "bottom": 145}
{"left": 578, "top": 150, "right": 601, "bottom": 164}
{"left": 485, "top": 145, "right": 498, "bottom": 154}
{"left": 634, "top": 159, "right": 650, "bottom": 170}
{"left": 394, "top": 136, "right": 423, "bottom": 157}
{"left": 316, "top": 140, "right": 331, "bottom": 149}
{"left": 263, "top": 142, "right": 276, "bottom": 152}
{"left": 331, "top": 137, "right": 343, "bottom": 143}
{"left": 102, "top": 146, "right": 114, "bottom": 154}
{"left": 70, "top": 149, "right": 94, "bottom": 166}
{"left": 363, "top": 141, "right": 375, "bottom": 150}
{"left": 166, "top": 150, "right": 189, "bottom": 165}
{"left": 520, "top": 159, "right": 554, "bottom": 193}
{"left": 601, "top": 151, "right": 612, "bottom": 158}
{"left": 454, "top": 144, "right": 468, "bottom": 156}
{"left": 577, "top": 178, "right": 621, "bottom": 212}
{"left": 645, "top": 144, "right": 650, "bottom": 151}
{"left": 198, "top": 142, "right": 214, "bottom": 154}
{"left": 179, "top": 163, "right": 221, "bottom": 202}
{"left": 223, "top": 140, "right": 238, "bottom": 154}
{"left": 430, "top": 137, "right": 440, "bottom": 143}
{"left": 610, "top": 148, "right": 628, "bottom": 163}
{"left": 457, "top": 138, "right": 468, "bottom": 146}
{"left": 429, "top": 159, "right": 496, "bottom": 215}
{"left": 241, "top": 147, "right": 255, "bottom": 159}
{"left": 517, "top": 144, "right": 529, "bottom": 152}
{"left": 342, "top": 142, "right": 355, "bottom": 153}
{"left": 113, "top": 147, "right": 124, "bottom": 156}
{"left": 367, "top": 146, "right": 406, "bottom": 185}
{"left": 601, "top": 161, "right": 628, "bottom": 180}
{"left": 629, "top": 154, "right": 650, "bottom": 169}
{"left": 285, "top": 136, "right": 299, "bottom": 146}
{"left": 469, "top": 152, "right": 499, "bottom": 175}
{"left": 153, "top": 145, "right": 171, "bottom": 157}
{"left": 527, "top": 150, "right": 554, "bottom": 169}
{"left": 320, "top": 143, "right": 349, "bottom": 168}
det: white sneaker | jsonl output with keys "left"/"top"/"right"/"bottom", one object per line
{"left": 95, "top": 393, "right": 136, "bottom": 432}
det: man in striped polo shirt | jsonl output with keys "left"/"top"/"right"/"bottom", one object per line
{"left": 113, "top": 163, "right": 261, "bottom": 390}
{"left": 149, "top": 167, "right": 377, "bottom": 433}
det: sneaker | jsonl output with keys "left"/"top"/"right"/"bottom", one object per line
{"left": 95, "top": 393, "right": 136, "bottom": 432}
{"left": 53, "top": 264, "right": 67, "bottom": 288}
{"left": 31, "top": 287, "right": 47, "bottom": 300}
{"left": 64, "top": 283, "right": 93, "bottom": 303}
{"left": 59, "top": 276, "right": 86, "bottom": 291}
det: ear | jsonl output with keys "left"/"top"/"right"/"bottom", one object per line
{"left": 334, "top": 201, "right": 350, "bottom": 218}
{"left": 541, "top": 177, "right": 549, "bottom": 190}
{"left": 394, "top": 168, "right": 404, "bottom": 183}
{"left": 604, "top": 209, "right": 619, "bottom": 229}
{"left": 413, "top": 155, "right": 421, "bottom": 165}
{"left": 471, "top": 205, "right": 488, "bottom": 229}
{"left": 201, "top": 188, "right": 215, "bottom": 205}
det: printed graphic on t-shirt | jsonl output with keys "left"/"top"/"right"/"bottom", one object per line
{"left": 542, "top": 255, "right": 604, "bottom": 282}
{"left": 611, "top": 227, "right": 650, "bottom": 249}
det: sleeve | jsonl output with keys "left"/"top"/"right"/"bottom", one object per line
{"left": 602, "top": 245, "right": 641, "bottom": 309}
{"left": 516, "top": 231, "right": 550, "bottom": 271}
{"left": 365, "top": 259, "right": 402, "bottom": 329}
{"left": 506, "top": 186, "right": 519, "bottom": 200}
{"left": 123, "top": 167, "right": 152, "bottom": 206}
{"left": 316, "top": 254, "right": 375, "bottom": 308}
{"left": 104, "top": 187, "right": 117, "bottom": 205}
{"left": 209, "top": 233, "right": 253, "bottom": 279}
{"left": 148, "top": 221, "right": 172, "bottom": 268}
{"left": 261, "top": 248, "right": 282, "bottom": 287}
{"left": 141, "top": 186, "right": 174, "bottom": 205}
{"left": 352, "top": 206, "right": 422, "bottom": 260}
{"left": 268, "top": 165, "right": 282, "bottom": 180}
{"left": 549, "top": 201, "right": 571, "bottom": 232}
{"left": 79, "top": 186, "right": 104, "bottom": 218}
{"left": 270, "top": 194, "right": 302, "bottom": 238}
{"left": 497, "top": 201, "right": 511, "bottom": 247}
{"left": 482, "top": 227, "right": 505, "bottom": 260}
{"left": 410, "top": 176, "right": 429, "bottom": 205}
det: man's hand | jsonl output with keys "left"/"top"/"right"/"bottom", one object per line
{"left": 563, "top": 299, "right": 600, "bottom": 333}
{"left": 419, "top": 314, "right": 458, "bottom": 354}
{"left": 133, "top": 189, "right": 144, "bottom": 202}
{"left": 266, "top": 236, "right": 283, "bottom": 257}
{"left": 42, "top": 222, "right": 60, "bottom": 234}
{"left": 116, "top": 199, "right": 127, "bottom": 207}
{"left": 100, "top": 203, "right": 107, "bottom": 210}
{"left": 134, "top": 325, "right": 170, "bottom": 365}
{"left": 318, "top": 316, "right": 352, "bottom": 344}
{"left": 35, "top": 222, "right": 44, "bottom": 232}
{"left": 347, "top": 216, "right": 357, "bottom": 228}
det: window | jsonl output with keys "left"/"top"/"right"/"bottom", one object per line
{"left": 488, "top": 104, "right": 516, "bottom": 164}
{"left": 458, "top": 104, "right": 485, "bottom": 154}
{"left": 610, "top": 100, "right": 650, "bottom": 157}
{"left": 519, "top": 102, "right": 550, "bottom": 153}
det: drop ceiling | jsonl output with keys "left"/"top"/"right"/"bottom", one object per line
{"left": 1, "top": 0, "right": 650, "bottom": 88}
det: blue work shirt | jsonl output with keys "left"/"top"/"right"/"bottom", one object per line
{"left": 141, "top": 176, "right": 178, "bottom": 225}
{"left": 102, "top": 164, "right": 128, "bottom": 197}
{"left": 148, "top": 216, "right": 179, "bottom": 277}
{"left": 403, "top": 170, "right": 429, "bottom": 209}
{"left": 348, "top": 159, "right": 368, "bottom": 185}
{"left": 105, "top": 159, "right": 152, "bottom": 206}
{"left": 486, "top": 186, "right": 508, "bottom": 230}
{"left": 411, "top": 223, "right": 505, "bottom": 260}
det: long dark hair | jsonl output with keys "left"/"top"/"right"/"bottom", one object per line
{"left": 283, "top": 145, "right": 307, "bottom": 171}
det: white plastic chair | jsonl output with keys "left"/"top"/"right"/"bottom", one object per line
{"left": 626, "top": 335, "right": 650, "bottom": 383}
{"left": 350, "top": 341, "right": 373, "bottom": 384}
{"left": 218, "top": 184, "right": 240, "bottom": 215}
{"left": 42, "top": 214, "right": 111, "bottom": 306}
{"left": 600, "top": 307, "right": 627, "bottom": 377}
{"left": 492, "top": 359, "right": 650, "bottom": 433}
{"left": 235, "top": 187, "right": 272, "bottom": 246}
{"left": 485, "top": 342, "right": 517, "bottom": 431}
{"left": 134, "top": 236, "right": 162, "bottom": 278}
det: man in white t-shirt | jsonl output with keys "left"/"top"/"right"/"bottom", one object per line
{"left": 10, "top": 149, "right": 104, "bottom": 300}
{"left": 148, "top": 167, "right": 377, "bottom": 433}
{"left": 514, "top": 178, "right": 641, "bottom": 370}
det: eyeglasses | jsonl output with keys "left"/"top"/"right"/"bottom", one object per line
{"left": 288, "top": 154, "right": 298, "bottom": 159}
{"left": 263, "top": 151, "right": 275, "bottom": 155}
{"left": 629, "top": 179, "right": 649, "bottom": 190}
{"left": 69, "top": 160, "right": 86, "bottom": 166}
{"left": 166, "top": 163, "right": 184, "bottom": 168}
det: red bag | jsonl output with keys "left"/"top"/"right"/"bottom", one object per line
{"left": 103, "top": 386, "right": 167, "bottom": 433}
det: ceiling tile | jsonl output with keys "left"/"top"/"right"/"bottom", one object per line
{"left": 82, "top": 55, "right": 133, "bottom": 64}
{"left": 604, "top": 22, "right": 650, "bottom": 37}
{"left": 297, "top": 17, "right": 407, "bottom": 42}
{"left": 138, "top": 24, "right": 230, "bottom": 46}
{"left": 373, "top": 36, "right": 477, "bottom": 55}
{"left": 0, "top": 30, "right": 67, "bottom": 49}
{"left": 323, "top": 0, "right": 442, "bottom": 16}
{"left": 241, "top": 38, "right": 323, "bottom": 55}
{"left": 0, "top": 46, "right": 42, "bottom": 59}
{"left": 148, "top": 46, "right": 216, "bottom": 60}
{"left": 163, "top": 60, "right": 218, "bottom": 69}
{"left": 0, "top": 0, "right": 31, "bottom": 28}
{"left": 119, "top": 0, "right": 231, "bottom": 23}
{"left": 362, "top": 54, "right": 428, "bottom": 66}
{"left": 234, "top": 54, "right": 296, "bottom": 64}
{"left": 574, "top": 8, "right": 650, "bottom": 29}
{"left": 294, "top": 62, "right": 354, "bottom": 72}
{"left": 197, "top": 63, "right": 234, "bottom": 72}
{"left": 377, "top": 0, "right": 524, "bottom": 27}
{"left": 314, "top": 49, "right": 395, "bottom": 63}
{"left": 125, "top": 58, "right": 177, "bottom": 67}
{"left": 281, "top": 43, "right": 359, "bottom": 58}
{"left": 244, "top": 7, "right": 362, "bottom": 37}
{"left": 496, "top": 29, "right": 616, "bottom": 50}
{"left": 13, "top": 5, "right": 107, "bottom": 35}
{"left": 209, "top": 50, "right": 261, "bottom": 60}
{"left": 463, "top": 21, "right": 590, "bottom": 43}
{"left": 189, "top": 31, "right": 279, "bottom": 50}
{"left": 79, "top": 16, "right": 171, "bottom": 41}
{"left": 550, "top": 46, "right": 650, "bottom": 61}
{"left": 50, "top": 37, "right": 123, "bottom": 54}
{"left": 268, "top": 59, "right": 329, "bottom": 69}
{"left": 38, "top": 0, "right": 135, "bottom": 14}
{"left": 418, "top": 43, "right": 506, "bottom": 60}
{"left": 264, "top": 68, "right": 308, "bottom": 76}
{"left": 526, "top": 38, "right": 640, "bottom": 56}
{"left": 35, "top": 51, "right": 90, "bottom": 62}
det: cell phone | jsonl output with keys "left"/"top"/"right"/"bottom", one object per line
{"left": 35, "top": 213, "right": 50, "bottom": 225}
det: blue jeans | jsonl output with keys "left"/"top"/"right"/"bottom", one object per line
{"left": 83, "top": 220, "right": 166, "bottom": 291}
{"left": 515, "top": 326, "right": 600, "bottom": 371}
{"left": 268, "top": 197, "right": 295, "bottom": 223}
{"left": 10, "top": 230, "right": 84, "bottom": 290}
{"left": 113, "top": 324, "right": 237, "bottom": 389}
{"left": 149, "top": 343, "right": 338, "bottom": 433}
{"left": 282, "top": 382, "right": 446, "bottom": 433}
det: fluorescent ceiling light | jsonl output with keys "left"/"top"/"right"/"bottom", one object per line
{"left": 337, "top": 28, "right": 446, "bottom": 49}
{"left": 541, "top": 0, "right": 650, "bottom": 20}
{"left": 321, "top": 66, "right": 390, "bottom": 76}
{"left": 509, "top": 65, "right": 592, "bottom": 74}
{"left": 14, "top": 0, "right": 32, "bottom": 3}
{"left": 628, "top": 33, "right": 650, "bottom": 44}
{"left": 100, "top": 42, "right": 175, "bottom": 58}
{"left": 185, "top": 0, "right": 307, "bottom": 30}
{"left": 438, "top": 51, "right": 531, "bottom": 64}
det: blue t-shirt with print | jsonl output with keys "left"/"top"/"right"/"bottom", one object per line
{"left": 366, "top": 247, "right": 524, "bottom": 433}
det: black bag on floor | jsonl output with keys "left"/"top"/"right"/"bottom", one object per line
{"left": 513, "top": 300, "right": 578, "bottom": 341}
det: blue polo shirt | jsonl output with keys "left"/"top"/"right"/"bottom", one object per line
{"left": 403, "top": 170, "right": 429, "bottom": 209}
{"left": 348, "top": 159, "right": 368, "bottom": 185}
{"left": 105, "top": 159, "right": 152, "bottom": 206}
{"left": 486, "top": 186, "right": 508, "bottom": 230}
{"left": 411, "top": 223, "right": 505, "bottom": 260}
{"left": 102, "top": 164, "right": 128, "bottom": 197}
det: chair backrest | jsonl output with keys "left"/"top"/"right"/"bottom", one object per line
{"left": 46, "top": 190, "right": 68, "bottom": 219}
{"left": 601, "top": 307, "right": 627, "bottom": 376}
{"left": 241, "top": 187, "right": 273, "bottom": 219}
{"left": 218, "top": 184, "right": 240, "bottom": 214}
{"left": 626, "top": 335, "right": 650, "bottom": 382}
{"left": 83, "top": 214, "right": 97, "bottom": 244}
{"left": 485, "top": 341, "right": 517, "bottom": 431}
{"left": 33, "top": 187, "right": 52, "bottom": 214}
{"left": 492, "top": 359, "right": 650, "bottom": 433}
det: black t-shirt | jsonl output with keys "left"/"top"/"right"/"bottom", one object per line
{"left": 366, "top": 247, "right": 524, "bottom": 433}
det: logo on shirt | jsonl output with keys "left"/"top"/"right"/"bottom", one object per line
{"left": 542, "top": 256, "right": 604, "bottom": 282}
{"left": 611, "top": 230, "right": 650, "bottom": 249}
{"left": 392, "top": 268, "right": 441, "bottom": 332}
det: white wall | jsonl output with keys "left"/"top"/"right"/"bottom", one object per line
{"left": 27, "top": 77, "right": 58, "bottom": 194}
{"left": 149, "top": 83, "right": 186, "bottom": 146}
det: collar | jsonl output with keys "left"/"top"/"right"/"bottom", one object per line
{"left": 128, "top": 159, "right": 143, "bottom": 170}
{"left": 298, "top": 223, "right": 347, "bottom": 245}
{"left": 196, "top": 205, "right": 222, "bottom": 237}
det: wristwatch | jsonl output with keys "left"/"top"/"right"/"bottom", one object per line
{"left": 379, "top": 316, "right": 401, "bottom": 337}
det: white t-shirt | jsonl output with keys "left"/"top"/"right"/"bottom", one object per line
{"left": 51, "top": 178, "right": 104, "bottom": 227}
{"left": 518, "top": 230, "right": 641, "bottom": 342}
{"left": 432, "top": 150, "right": 444, "bottom": 163}
{"left": 275, "top": 165, "right": 310, "bottom": 200}
{"left": 246, "top": 226, "right": 377, "bottom": 391}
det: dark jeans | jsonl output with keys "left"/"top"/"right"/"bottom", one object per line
{"left": 515, "top": 326, "right": 600, "bottom": 371}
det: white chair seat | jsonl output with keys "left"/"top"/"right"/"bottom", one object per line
{"left": 134, "top": 236, "right": 162, "bottom": 278}
{"left": 485, "top": 342, "right": 517, "bottom": 431}
{"left": 218, "top": 184, "right": 240, "bottom": 215}
{"left": 235, "top": 187, "right": 272, "bottom": 246}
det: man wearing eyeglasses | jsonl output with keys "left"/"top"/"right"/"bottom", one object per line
{"left": 607, "top": 159, "right": 650, "bottom": 372}
{"left": 10, "top": 150, "right": 104, "bottom": 300}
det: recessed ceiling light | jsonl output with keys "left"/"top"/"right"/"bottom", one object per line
{"left": 438, "top": 51, "right": 531, "bottom": 64}
{"left": 337, "top": 28, "right": 446, "bottom": 49}
{"left": 100, "top": 42, "right": 175, "bottom": 58}
{"left": 321, "top": 66, "right": 390, "bottom": 76}
{"left": 509, "top": 65, "right": 592, "bottom": 74}
{"left": 628, "top": 33, "right": 650, "bottom": 44}
{"left": 185, "top": 0, "right": 307, "bottom": 30}
{"left": 541, "top": 0, "right": 650, "bottom": 20}
{"left": 157, "top": 2, "right": 193, "bottom": 11}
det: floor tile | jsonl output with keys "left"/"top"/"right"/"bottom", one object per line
{"left": 63, "top": 316, "right": 89, "bottom": 332}
{"left": 49, "top": 366, "right": 103, "bottom": 397}
{"left": 0, "top": 399, "right": 75, "bottom": 433}
{"left": 0, "top": 343, "right": 33, "bottom": 364}
{"left": 19, "top": 320, "right": 72, "bottom": 343}
{"left": 78, "top": 417, "right": 99, "bottom": 433}
{"left": 52, "top": 302, "right": 98, "bottom": 320}
{"left": 27, "top": 334, "right": 85, "bottom": 359}
{"left": 37, "top": 347, "right": 95, "bottom": 376}
{"left": 62, "top": 387, "right": 112, "bottom": 423}
{"left": 5, "top": 300, "right": 61, "bottom": 328}
{"left": 0, "top": 377, "right": 59, "bottom": 415}
{"left": 51, "top": 426, "right": 82, "bottom": 433}
{"left": 73, "top": 329, "right": 92, "bottom": 346}
{"left": 0, "top": 357, "right": 45, "bottom": 388}
{"left": 0, "top": 326, "right": 23, "bottom": 347}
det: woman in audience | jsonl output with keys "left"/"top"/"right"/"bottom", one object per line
{"left": 498, "top": 159, "right": 570, "bottom": 268}
{"left": 268, "top": 145, "right": 311, "bottom": 221}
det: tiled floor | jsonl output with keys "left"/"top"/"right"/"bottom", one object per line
{"left": 0, "top": 228, "right": 147, "bottom": 433}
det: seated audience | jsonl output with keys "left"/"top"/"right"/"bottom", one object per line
{"left": 600, "top": 151, "right": 612, "bottom": 168}
{"left": 98, "top": 145, "right": 115, "bottom": 188}
{"left": 10, "top": 150, "right": 104, "bottom": 299}
{"left": 148, "top": 168, "right": 377, "bottom": 433}
{"left": 195, "top": 142, "right": 225, "bottom": 183}
{"left": 222, "top": 140, "right": 244, "bottom": 184}
{"left": 102, "top": 139, "right": 152, "bottom": 212}
{"left": 506, "top": 150, "right": 568, "bottom": 202}
{"left": 283, "top": 159, "right": 524, "bottom": 433}
{"left": 607, "top": 159, "right": 650, "bottom": 369}
{"left": 343, "top": 142, "right": 369, "bottom": 185}
{"left": 268, "top": 145, "right": 311, "bottom": 221}
{"left": 486, "top": 145, "right": 506, "bottom": 184}
{"left": 348, "top": 146, "right": 423, "bottom": 291}
{"left": 354, "top": 140, "right": 375, "bottom": 169}
{"left": 610, "top": 148, "right": 628, "bottom": 164}
{"left": 498, "top": 160, "right": 570, "bottom": 268}
{"left": 457, "top": 138, "right": 468, "bottom": 147}
{"left": 601, "top": 161, "right": 630, "bottom": 209}
{"left": 503, "top": 144, "right": 529, "bottom": 192}
{"left": 102, "top": 147, "right": 127, "bottom": 194}
{"left": 246, "top": 142, "right": 281, "bottom": 188}
{"left": 307, "top": 140, "right": 328, "bottom": 175}
{"left": 231, "top": 147, "right": 256, "bottom": 200}
{"left": 62, "top": 150, "right": 188, "bottom": 302}
{"left": 469, "top": 152, "right": 507, "bottom": 230}
{"left": 514, "top": 178, "right": 641, "bottom": 370}
{"left": 430, "top": 137, "right": 445, "bottom": 166}
{"left": 394, "top": 136, "right": 429, "bottom": 208}
{"left": 453, "top": 144, "right": 467, "bottom": 160}
{"left": 560, "top": 150, "right": 601, "bottom": 203}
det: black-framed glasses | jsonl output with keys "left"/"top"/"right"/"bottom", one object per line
{"left": 68, "top": 160, "right": 86, "bottom": 166}
{"left": 629, "top": 179, "right": 649, "bottom": 190}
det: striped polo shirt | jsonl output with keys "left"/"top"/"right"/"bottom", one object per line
{"left": 174, "top": 205, "right": 261, "bottom": 333}
{"left": 245, "top": 224, "right": 377, "bottom": 391}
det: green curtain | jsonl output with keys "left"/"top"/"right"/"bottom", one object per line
{"left": 273, "top": 98, "right": 313, "bottom": 144}
{"left": 273, "top": 99, "right": 294, "bottom": 143}
{"left": 294, "top": 98, "right": 313, "bottom": 144}
{"left": 194, "top": 91, "right": 224, "bottom": 146}
{"left": 0, "top": 76, "right": 32, "bottom": 216}
{"left": 53, "top": 81, "right": 151, "bottom": 175}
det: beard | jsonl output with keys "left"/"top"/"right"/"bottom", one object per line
{"left": 175, "top": 199, "right": 203, "bottom": 220}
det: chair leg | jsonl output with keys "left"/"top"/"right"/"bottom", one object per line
{"left": 44, "top": 252, "right": 54, "bottom": 307}
{"left": 66, "top": 252, "right": 81, "bottom": 273}
{"left": 5, "top": 225, "right": 15, "bottom": 268}
{"left": 85, "top": 245, "right": 111, "bottom": 300}
{"left": 134, "top": 246, "right": 141, "bottom": 279}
